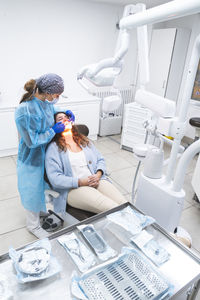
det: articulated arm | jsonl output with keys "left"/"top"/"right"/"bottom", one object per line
{"left": 77, "top": 4, "right": 148, "bottom": 93}
{"left": 77, "top": 30, "right": 129, "bottom": 81}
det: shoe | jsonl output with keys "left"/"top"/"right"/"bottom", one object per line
{"left": 28, "top": 226, "right": 50, "bottom": 239}
{"left": 39, "top": 211, "right": 50, "bottom": 218}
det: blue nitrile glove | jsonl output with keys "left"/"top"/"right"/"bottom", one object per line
{"left": 52, "top": 122, "right": 65, "bottom": 134}
{"left": 66, "top": 110, "right": 75, "bottom": 122}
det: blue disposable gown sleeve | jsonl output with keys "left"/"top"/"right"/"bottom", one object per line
{"left": 45, "top": 143, "right": 78, "bottom": 190}
{"left": 16, "top": 114, "right": 55, "bottom": 149}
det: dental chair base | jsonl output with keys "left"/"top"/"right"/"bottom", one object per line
{"left": 135, "top": 173, "right": 185, "bottom": 232}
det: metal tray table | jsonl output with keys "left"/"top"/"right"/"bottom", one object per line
{"left": 0, "top": 202, "right": 200, "bottom": 299}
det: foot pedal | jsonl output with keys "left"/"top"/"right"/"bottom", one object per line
{"left": 41, "top": 210, "right": 64, "bottom": 232}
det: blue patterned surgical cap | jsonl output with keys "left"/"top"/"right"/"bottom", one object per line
{"left": 36, "top": 73, "right": 64, "bottom": 94}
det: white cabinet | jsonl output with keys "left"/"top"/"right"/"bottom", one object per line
{"left": 121, "top": 102, "right": 151, "bottom": 151}
{"left": 146, "top": 28, "right": 191, "bottom": 101}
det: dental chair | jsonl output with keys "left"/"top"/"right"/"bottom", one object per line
{"left": 44, "top": 123, "right": 97, "bottom": 228}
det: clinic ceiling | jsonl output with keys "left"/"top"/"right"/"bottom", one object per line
{"left": 89, "top": 0, "right": 172, "bottom": 8}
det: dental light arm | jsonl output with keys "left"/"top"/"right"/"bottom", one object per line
{"left": 77, "top": 31, "right": 129, "bottom": 81}
{"left": 77, "top": 3, "right": 149, "bottom": 92}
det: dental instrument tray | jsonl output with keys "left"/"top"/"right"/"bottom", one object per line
{"left": 78, "top": 248, "right": 171, "bottom": 300}
{"left": 79, "top": 225, "right": 107, "bottom": 253}
{"left": 17, "top": 246, "right": 50, "bottom": 275}
{"left": 77, "top": 224, "right": 117, "bottom": 261}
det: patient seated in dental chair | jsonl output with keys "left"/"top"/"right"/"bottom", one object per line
{"left": 45, "top": 112, "right": 127, "bottom": 220}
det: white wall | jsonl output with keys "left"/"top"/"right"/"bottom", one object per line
{"left": 0, "top": 0, "right": 137, "bottom": 108}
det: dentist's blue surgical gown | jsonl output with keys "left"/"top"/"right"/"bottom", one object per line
{"left": 15, "top": 97, "right": 56, "bottom": 212}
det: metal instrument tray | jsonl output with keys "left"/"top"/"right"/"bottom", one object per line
{"left": 79, "top": 249, "right": 170, "bottom": 300}
{"left": 80, "top": 225, "right": 107, "bottom": 253}
{"left": 0, "top": 203, "right": 200, "bottom": 299}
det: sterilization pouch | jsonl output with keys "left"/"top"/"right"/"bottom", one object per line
{"left": 57, "top": 232, "right": 96, "bottom": 273}
{"left": 107, "top": 206, "right": 155, "bottom": 236}
{"left": 77, "top": 224, "right": 117, "bottom": 261}
{"left": 9, "top": 238, "right": 61, "bottom": 283}
{"left": 131, "top": 231, "right": 170, "bottom": 266}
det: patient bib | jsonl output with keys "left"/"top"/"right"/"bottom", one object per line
{"left": 68, "top": 150, "right": 92, "bottom": 179}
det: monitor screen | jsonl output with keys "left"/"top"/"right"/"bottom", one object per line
{"left": 191, "top": 58, "right": 200, "bottom": 101}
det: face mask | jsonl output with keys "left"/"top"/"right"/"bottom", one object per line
{"left": 45, "top": 97, "right": 59, "bottom": 104}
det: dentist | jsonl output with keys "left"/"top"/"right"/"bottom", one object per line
{"left": 15, "top": 73, "right": 75, "bottom": 238}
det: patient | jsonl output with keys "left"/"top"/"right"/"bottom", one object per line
{"left": 45, "top": 112, "right": 127, "bottom": 216}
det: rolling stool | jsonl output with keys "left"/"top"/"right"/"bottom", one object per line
{"left": 189, "top": 117, "right": 200, "bottom": 203}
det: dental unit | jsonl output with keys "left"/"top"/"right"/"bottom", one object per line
{"left": 77, "top": 0, "right": 200, "bottom": 233}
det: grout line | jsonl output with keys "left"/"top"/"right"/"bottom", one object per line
{"left": 0, "top": 172, "right": 17, "bottom": 177}
{"left": 108, "top": 136, "right": 121, "bottom": 145}
{"left": 109, "top": 177, "right": 130, "bottom": 194}
{"left": 11, "top": 155, "right": 17, "bottom": 166}
{"left": 0, "top": 226, "right": 26, "bottom": 236}
{"left": 0, "top": 196, "right": 20, "bottom": 202}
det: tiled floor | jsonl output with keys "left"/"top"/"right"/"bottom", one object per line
{"left": 0, "top": 135, "right": 200, "bottom": 259}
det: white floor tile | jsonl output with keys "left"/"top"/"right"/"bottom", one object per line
{"left": 98, "top": 138, "right": 121, "bottom": 153}
{"left": 0, "top": 157, "right": 17, "bottom": 177}
{"left": 104, "top": 152, "right": 132, "bottom": 173}
{"left": 0, "top": 197, "right": 26, "bottom": 234}
{"left": 108, "top": 177, "right": 129, "bottom": 196}
{"left": 117, "top": 149, "right": 139, "bottom": 166}
{"left": 0, "top": 228, "right": 37, "bottom": 256}
{"left": 110, "top": 167, "right": 137, "bottom": 194}
{"left": 180, "top": 206, "right": 200, "bottom": 253}
{"left": 93, "top": 141, "right": 114, "bottom": 155}
{"left": 12, "top": 155, "right": 18, "bottom": 164}
{"left": 0, "top": 174, "right": 19, "bottom": 200}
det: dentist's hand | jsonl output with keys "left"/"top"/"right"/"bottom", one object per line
{"left": 52, "top": 122, "right": 65, "bottom": 134}
{"left": 66, "top": 110, "right": 75, "bottom": 122}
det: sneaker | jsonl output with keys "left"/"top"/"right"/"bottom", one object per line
{"left": 28, "top": 226, "right": 50, "bottom": 239}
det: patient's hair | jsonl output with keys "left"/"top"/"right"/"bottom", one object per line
{"left": 53, "top": 124, "right": 90, "bottom": 152}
